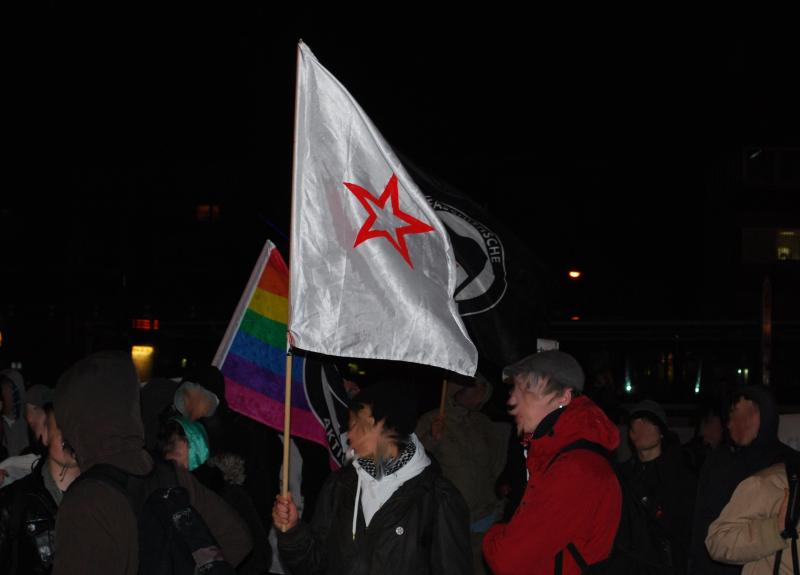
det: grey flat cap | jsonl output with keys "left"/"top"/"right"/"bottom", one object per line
{"left": 503, "top": 350, "right": 585, "bottom": 391}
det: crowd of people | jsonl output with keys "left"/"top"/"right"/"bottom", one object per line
{"left": 0, "top": 348, "right": 797, "bottom": 574}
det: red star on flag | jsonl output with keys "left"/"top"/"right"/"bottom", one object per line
{"left": 345, "top": 174, "right": 435, "bottom": 269}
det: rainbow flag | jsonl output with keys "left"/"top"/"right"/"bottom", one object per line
{"left": 212, "top": 240, "right": 327, "bottom": 447}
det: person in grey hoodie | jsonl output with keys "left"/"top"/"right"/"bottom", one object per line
{"left": 273, "top": 378, "right": 472, "bottom": 575}
{"left": 52, "top": 351, "right": 252, "bottom": 575}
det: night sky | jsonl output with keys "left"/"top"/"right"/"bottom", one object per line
{"left": 4, "top": 6, "right": 799, "bottom": 333}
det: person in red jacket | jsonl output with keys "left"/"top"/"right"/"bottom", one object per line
{"left": 482, "top": 350, "right": 621, "bottom": 575}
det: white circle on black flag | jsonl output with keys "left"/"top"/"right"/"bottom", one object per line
{"left": 430, "top": 200, "right": 508, "bottom": 317}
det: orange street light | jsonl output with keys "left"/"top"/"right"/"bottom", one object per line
{"left": 568, "top": 270, "right": 582, "bottom": 279}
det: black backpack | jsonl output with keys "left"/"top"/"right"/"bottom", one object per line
{"left": 77, "top": 460, "right": 235, "bottom": 575}
{"left": 774, "top": 454, "right": 800, "bottom": 575}
{"left": 550, "top": 440, "right": 672, "bottom": 575}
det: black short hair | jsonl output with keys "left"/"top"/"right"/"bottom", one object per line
{"left": 351, "top": 378, "right": 418, "bottom": 440}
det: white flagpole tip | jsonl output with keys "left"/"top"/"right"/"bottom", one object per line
{"left": 297, "top": 41, "right": 319, "bottom": 62}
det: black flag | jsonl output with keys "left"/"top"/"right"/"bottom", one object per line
{"left": 302, "top": 355, "right": 351, "bottom": 467}
{"left": 402, "top": 157, "right": 551, "bottom": 368}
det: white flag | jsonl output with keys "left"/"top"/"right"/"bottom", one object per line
{"left": 289, "top": 42, "right": 477, "bottom": 376}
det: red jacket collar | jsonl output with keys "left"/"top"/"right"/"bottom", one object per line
{"left": 525, "top": 396, "right": 620, "bottom": 473}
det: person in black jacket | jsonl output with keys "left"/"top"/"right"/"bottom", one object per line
{"left": 621, "top": 400, "right": 697, "bottom": 575}
{"left": 0, "top": 404, "right": 80, "bottom": 574}
{"left": 158, "top": 416, "right": 272, "bottom": 575}
{"left": 272, "top": 378, "right": 472, "bottom": 575}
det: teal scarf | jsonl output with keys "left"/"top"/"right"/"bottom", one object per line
{"left": 171, "top": 417, "right": 210, "bottom": 471}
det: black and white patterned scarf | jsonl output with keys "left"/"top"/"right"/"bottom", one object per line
{"left": 357, "top": 440, "right": 416, "bottom": 479}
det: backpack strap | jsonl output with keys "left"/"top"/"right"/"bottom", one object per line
{"left": 794, "top": 542, "right": 800, "bottom": 575}
{"left": 780, "top": 455, "right": 800, "bottom": 575}
{"left": 554, "top": 543, "right": 590, "bottom": 574}
{"left": 545, "top": 439, "right": 611, "bottom": 473}
{"left": 549, "top": 440, "right": 612, "bottom": 574}
{"left": 71, "top": 463, "right": 135, "bottom": 508}
{"left": 76, "top": 463, "right": 131, "bottom": 490}
{"left": 72, "top": 461, "right": 179, "bottom": 516}
{"left": 774, "top": 542, "right": 797, "bottom": 575}
{"left": 567, "top": 542, "right": 590, "bottom": 571}
{"left": 775, "top": 550, "right": 784, "bottom": 575}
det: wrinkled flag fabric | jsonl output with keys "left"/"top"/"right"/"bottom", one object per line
{"left": 289, "top": 42, "right": 477, "bottom": 376}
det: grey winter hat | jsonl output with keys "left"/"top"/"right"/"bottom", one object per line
{"left": 629, "top": 400, "right": 668, "bottom": 432}
{"left": 174, "top": 381, "right": 220, "bottom": 419}
{"left": 502, "top": 350, "right": 585, "bottom": 392}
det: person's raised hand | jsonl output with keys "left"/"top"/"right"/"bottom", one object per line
{"left": 272, "top": 491, "right": 299, "bottom": 532}
{"left": 431, "top": 415, "right": 446, "bottom": 442}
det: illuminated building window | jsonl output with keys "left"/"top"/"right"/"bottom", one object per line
{"left": 132, "top": 319, "right": 160, "bottom": 331}
{"left": 743, "top": 228, "right": 800, "bottom": 263}
{"left": 777, "top": 229, "right": 799, "bottom": 261}
{"left": 196, "top": 204, "right": 221, "bottom": 222}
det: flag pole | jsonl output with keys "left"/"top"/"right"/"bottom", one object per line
{"left": 280, "top": 41, "right": 304, "bottom": 531}
{"left": 762, "top": 275, "right": 772, "bottom": 386}
{"left": 281, "top": 352, "right": 293, "bottom": 499}
{"left": 439, "top": 379, "right": 448, "bottom": 416}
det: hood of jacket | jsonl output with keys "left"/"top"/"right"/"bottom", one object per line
{"left": 54, "top": 351, "right": 152, "bottom": 473}
{"left": 527, "top": 395, "right": 620, "bottom": 473}
{"left": 702, "top": 385, "right": 793, "bottom": 490}
{"left": 738, "top": 385, "right": 779, "bottom": 447}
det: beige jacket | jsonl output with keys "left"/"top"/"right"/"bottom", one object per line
{"left": 706, "top": 463, "right": 796, "bottom": 575}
